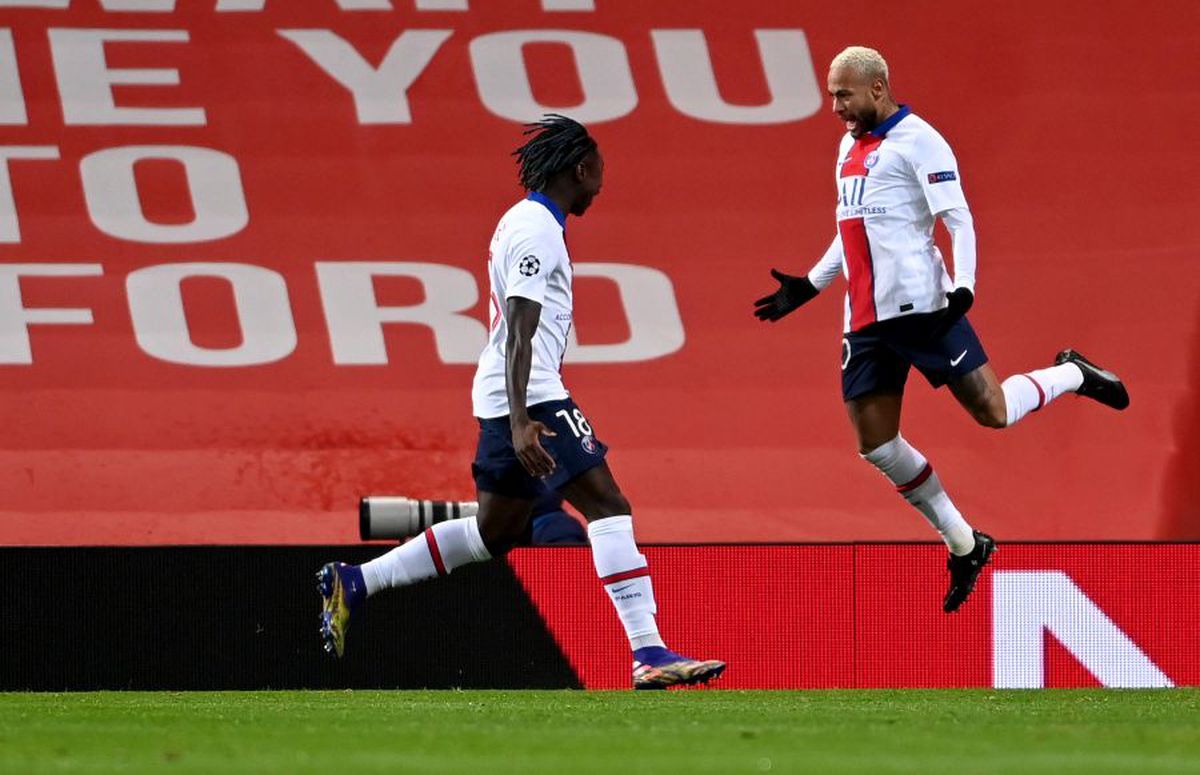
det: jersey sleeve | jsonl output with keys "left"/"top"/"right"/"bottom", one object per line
{"left": 913, "top": 129, "right": 969, "bottom": 216}
{"left": 503, "top": 227, "right": 565, "bottom": 305}
{"left": 807, "top": 234, "right": 844, "bottom": 290}
{"left": 940, "top": 207, "right": 977, "bottom": 293}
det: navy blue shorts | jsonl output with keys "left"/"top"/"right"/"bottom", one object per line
{"left": 472, "top": 398, "right": 609, "bottom": 499}
{"left": 841, "top": 313, "right": 989, "bottom": 401}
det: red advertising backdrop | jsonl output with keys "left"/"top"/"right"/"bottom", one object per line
{"left": 511, "top": 544, "right": 1200, "bottom": 689}
{"left": 1, "top": 1, "right": 1197, "bottom": 544}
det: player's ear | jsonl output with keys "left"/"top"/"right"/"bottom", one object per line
{"left": 574, "top": 160, "right": 587, "bottom": 181}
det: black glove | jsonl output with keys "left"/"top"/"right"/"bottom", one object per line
{"left": 754, "top": 269, "right": 819, "bottom": 322}
{"left": 929, "top": 287, "right": 974, "bottom": 340}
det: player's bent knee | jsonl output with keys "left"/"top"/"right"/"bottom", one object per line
{"left": 857, "top": 437, "right": 893, "bottom": 456}
{"left": 477, "top": 515, "right": 528, "bottom": 555}
{"left": 478, "top": 524, "right": 521, "bottom": 556}
{"left": 973, "top": 404, "right": 1007, "bottom": 429}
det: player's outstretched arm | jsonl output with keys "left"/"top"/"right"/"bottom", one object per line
{"left": 505, "top": 296, "right": 557, "bottom": 478}
{"left": 753, "top": 269, "right": 819, "bottom": 322}
{"left": 753, "top": 234, "right": 842, "bottom": 323}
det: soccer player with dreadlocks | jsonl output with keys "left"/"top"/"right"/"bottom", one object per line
{"left": 317, "top": 115, "right": 725, "bottom": 690}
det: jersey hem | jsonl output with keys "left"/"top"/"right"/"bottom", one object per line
{"left": 472, "top": 392, "right": 573, "bottom": 420}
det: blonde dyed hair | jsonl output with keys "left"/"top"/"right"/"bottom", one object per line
{"left": 830, "top": 46, "right": 889, "bottom": 84}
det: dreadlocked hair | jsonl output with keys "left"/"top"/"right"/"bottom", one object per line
{"left": 512, "top": 114, "right": 597, "bottom": 192}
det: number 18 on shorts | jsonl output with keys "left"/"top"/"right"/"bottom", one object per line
{"left": 471, "top": 398, "right": 609, "bottom": 499}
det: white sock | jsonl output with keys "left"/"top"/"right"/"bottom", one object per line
{"left": 863, "top": 435, "right": 976, "bottom": 555}
{"left": 360, "top": 517, "right": 491, "bottom": 595}
{"left": 1000, "top": 363, "right": 1084, "bottom": 426}
{"left": 587, "top": 515, "right": 666, "bottom": 651}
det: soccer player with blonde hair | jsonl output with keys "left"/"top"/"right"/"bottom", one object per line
{"left": 755, "top": 46, "right": 1129, "bottom": 612}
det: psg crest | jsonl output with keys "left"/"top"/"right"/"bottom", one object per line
{"left": 580, "top": 435, "right": 598, "bottom": 455}
{"left": 518, "top": 255, "right": 540, "bottom": 276}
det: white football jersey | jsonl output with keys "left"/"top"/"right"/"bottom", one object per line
{"left": 471, "top": 194, "right": 573, "bottom": 419}
{"left": 808, "top": 106, "right": 970, "bottom": 332}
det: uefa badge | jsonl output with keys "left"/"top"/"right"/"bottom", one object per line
{"left": 864, "top": 151, "right": 880, "bottom": 169}
{"left": 580, "top": 435, "right": 598, "bottom": 455}
{"left": 518, "top": 255, "right": 540, "bottom": 277}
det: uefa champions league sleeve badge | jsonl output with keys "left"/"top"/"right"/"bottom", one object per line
{"left": 518, "top": 255, "right": 540, "bottom": 276}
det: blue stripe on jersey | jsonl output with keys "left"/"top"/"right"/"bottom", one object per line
{"left": 870, "top": 104, "right": 912, "bottom": 138}
{"left": 527, "top": 191, "right": 567, "bottom": 229}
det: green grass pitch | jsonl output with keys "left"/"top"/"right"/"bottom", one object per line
{"left": 2, "top": 690, "right": 1198, "bottom": 773}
